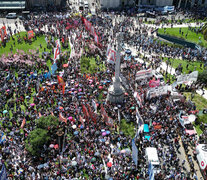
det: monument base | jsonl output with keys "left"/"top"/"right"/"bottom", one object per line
{"left": 107, "top": 83, "right": 125, "bottom": 104}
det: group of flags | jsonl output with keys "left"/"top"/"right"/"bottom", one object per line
{"left": 100, "top": 104, "right": 113, "bottom": 127}
{"left": 81, "top": 100, "right": 99, "bottom": 125}
{"left": 81, "top": 16, "right": 100, "bottom": 46}
{"left": 0, "top": 26, "right": 7, "bottom": 41}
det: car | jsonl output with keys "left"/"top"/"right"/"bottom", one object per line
{"left": 6, "top": 13, "right": 17, "bottom": 19}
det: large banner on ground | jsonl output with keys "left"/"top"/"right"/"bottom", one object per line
{"left": 147, "top": 85, "right": 169, "bottom": 99}
{"left": 136, "top": 69, "right": 152, "bottom": 80}
{"left": 176, "top": 71, "right": 198, "bottom": 85}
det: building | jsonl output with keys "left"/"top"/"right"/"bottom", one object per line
{"left": 0, "top": 0, "right": 25, "bottom": 11}
{"left": 100, "top": 0, "right": 134, "bottom": 9}
{"left": 139, "top": 0, "right": 173, "bottom": 6}
{"left": 100, "top": 0, "right": 207, "bottom": 9}
{"left": 27, "top": 0, "right": 65, "bottom": 9}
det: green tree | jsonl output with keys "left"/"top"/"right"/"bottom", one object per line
{"left": 198, "top": 70, "right": 207, "bottom": 86}
{"left": 36, "top": 115, "right": 59, "bottom": 130}
{"left": 26, "top": 128, "right": 50, "bottom": 156}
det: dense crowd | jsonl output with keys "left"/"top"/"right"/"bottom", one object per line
{"left": 0, "top": 8, "right": 206, "bottom": 180}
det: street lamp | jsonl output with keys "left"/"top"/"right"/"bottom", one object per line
{"left": 56, "top": 128, "right": 64, "bottom": 154}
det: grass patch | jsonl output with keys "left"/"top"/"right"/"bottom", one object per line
{"left": 158, "top": 27, "right": 207, "bottom": 48}
{"left": 0, "top": 32, "right": 71, "bottom": 58}
{"left": 120, "top": 119, "right": 135, "bottom": 138}
{"left": 183, "top": 92, "right": 207, "bottom": 135}
{"left": 194, "top": 123, "right": 203, "bottom": 136}
{"left": 183, "top": 92, "right": 207, "bottom": 110}
{"left": 163, "top": 57, "right": 204, "bottom": 74}
{"left": 80, "top": 56, "right": 105, "bottom": 74}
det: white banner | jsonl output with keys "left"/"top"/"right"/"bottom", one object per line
{"left": 147, "top": 85, "right": 169, "bottom": 99}
{"left": 107, "top": 49, "right": 116, "bottom": 64}
{"left": 176, "top": 71, "right": 198, "bottom": 85}
{"left": 55, "top": 39, "right": 61, "bottom": 48}
{"left": 54, "top": 47, "right": 60, "bottom": 60}
{"left": 136, "top": 69, "right": 152, "bottom": 80}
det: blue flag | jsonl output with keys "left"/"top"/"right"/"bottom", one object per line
{"left": 148, "top": 162, "right": 154, "bottom": 180}
{"left": 0, "top": 132, "right": 6, "bottom": 144}
{"left": 0, "top": 164, "right": 7, "bottom": 180}
{"left": 51, "top": 63, "right": 57, "bottom": 75}
{"left": 47, "top": 71, "right": 51, "bottom": 79}
{"left": 44, "top": 73, "right": 48, "bottom": 79}
{"left": 132, "top": 139, "right": 138, "bottom": 168}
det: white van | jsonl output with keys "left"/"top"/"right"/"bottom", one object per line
{"left": 6, "top": 13, "right": 17, "bottom": 19}
{"left": 195, "top": 144, "right": 207, "bottom": 178}
{"left": 145, "top": 147, "right": 161, "bottom": 174}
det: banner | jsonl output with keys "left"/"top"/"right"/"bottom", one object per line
{"left": 0, "top": 164, "right": 7, "bottom": 180}
{"left": 176, "top": 71, "right": 198, "bottom": 85}
{"left": 107, "top": 49, "right": 116, "bottom": 64}
{"left": 136, "top": 69, "right": 152, "bottom": 80}
{"left": 54, "top": 47, "right": 60, "bottom": 60}
{"left": 147, "top": 85, "right": 169, "bottom": 99}
{"left": 149, "top": 79, "right": 160, "bottom": 88}
{"left": 28, "top": 30, "right": 34, "bottom": 39}
{"left": 0, "top": 26, "right": 7, "bottom": 41}
{"left": 132, "top": 139, "right": 138, "bottom": 168}
{"left": 55, "top": 39, "right": 61, "bottom": 48}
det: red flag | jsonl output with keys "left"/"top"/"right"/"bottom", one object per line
{"left": 57, "top": 75, "right": 65, "bottom": 94}
{"left": 57, "top": 75, "right": 64, "bottom": 85}
{"left": 86, "top": 104, "right": 96, "bottom": 124}
{"left": 62, "top": 37, "right": 64, "bottom": 43}
{"left": 59, "top": 113, "right": 67, "bottom": 124}
{"left": 21, "top": 118, "right": 26, "bottom": 129}
{"left": 82, "top": 104, "right": 89, "bottom": 123}
{"left": 0, "top": 26, "right": 7, "bottom": 41}
{"left": 28, "top": 30, "right": 34, "bottom": 39}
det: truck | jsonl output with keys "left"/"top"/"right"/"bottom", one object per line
{"left": 145, "top": 147, "right": 161, "bottom": 174}
{"left": 195, "top": 144, "right": 207, "bottom": 178}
